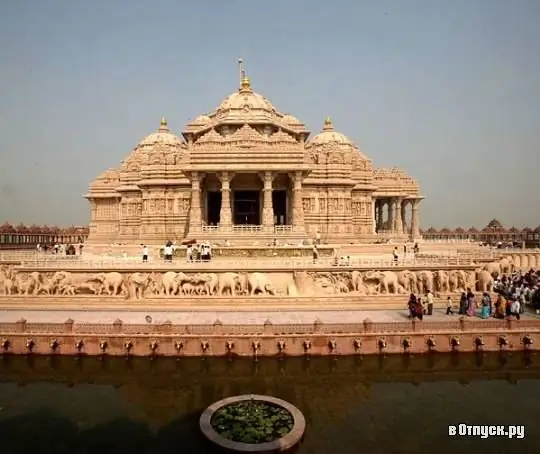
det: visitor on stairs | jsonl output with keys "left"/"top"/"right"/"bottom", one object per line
{"left": 446, "top": 296, "right": 454, "bottom": 315}
{"left": 510, "top": 299, "right": 521, "bottom": 320}
{"left": 480, "top": 293, "right": 490, "bottom": 319}
{"left": 425, "top": 290, "right": 434, "bottom": 315}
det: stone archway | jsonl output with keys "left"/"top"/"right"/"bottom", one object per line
{"left": 201, "top": 173, "right": 222, "bottom": 225}
{"left": 273, "top": 173, "right": 292, "bottom": 225}
{"left": 230, "top": 174, "right": 263, "bottom": 225}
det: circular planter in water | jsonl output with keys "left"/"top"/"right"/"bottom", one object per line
{"left": 200, "top": 394, "right": 306, "bottom": 453}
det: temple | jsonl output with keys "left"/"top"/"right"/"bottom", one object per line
{"left": 85, "top": 65, "right": 423, "bottom": 244}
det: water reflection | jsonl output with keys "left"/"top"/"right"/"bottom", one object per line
{"left": 0, "top": 353, "right": 539, "bottom": 454}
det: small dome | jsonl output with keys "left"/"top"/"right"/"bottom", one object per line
{"left": 192, "top": 115, "right": 211, "bottom": 125}
{"left": 309, "top": 117, "right": 354, "bottom": 146}
{"left": 137, "top": 118, "right": 183, "bottom": 148}
{"left": 282, "top": 114, "right": 302, "bottom": 125}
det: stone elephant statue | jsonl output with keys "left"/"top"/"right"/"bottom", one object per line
{"left": 448, "top": 270, "right": 464, "bottom": 292}
{"left": 192, "top": 273, "right": 218, "bottom": 295}
{"left": 397, "top": 270, "right": 418, "bottom": 294}
{"left": 433, "top": 270, "right": 450, "bottom": 293}
{"left": 247, "top": 272, "right": 276, "bottom": 296}
{"left": 218, "top": 272, "right": 246, "bottom": 296}
{"left": 94, "top": 272, "right": 125, "bottom": 296}
{"left": 365, "top": 270, "right": 399, "bottom": 294}
{"left": 416, "top": 270, "right": 434, "bottom": 293}
{"left": 499, "top": 257, "right": 513, "bottom": 274}
{"left": 126, "top": 272, "right": 150, "bottom": 299}
{"left": 158, "top": 271, "right": 189, "bottom": 296}
{"left": 482, "top": 262, "right": 501, "bottom": 277}
{"left": 476, "top": 269, "right": 494, "bottom": 292}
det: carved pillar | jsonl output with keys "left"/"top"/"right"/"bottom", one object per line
{"left": 292, "top": 171, "right": 305, "bottom": 231}
{"left": 189, "top": 172, "right": 202, "bottom": 233}
{"left": 388, "top": 199, "right": 395, "bottom": 233}
{"left": 219, "top": 172, "right": 232, "bottom": 230}
{"left": 372, "top": 200, "right": 376, "bottom": 234}
{"left": 262, "top": 171, "right": 274, "bottom": 232}
{"left": 401, "top": 200, "right": 408, "bottom": 234}
{"left": 395, "top": 198, "right": 403, "bottom": 235}
{"left": 411, "top": 198, "right": 421, "bottom": 238}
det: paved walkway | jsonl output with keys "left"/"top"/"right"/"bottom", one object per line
{"left": 0, "top": 309, "right": 536, "bottom": 325}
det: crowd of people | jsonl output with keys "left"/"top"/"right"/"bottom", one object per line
{"left": 142, "top": 241, "right": 214, "bottom": 263}
{"left": 407, "top": 290, "right": 435, "bottom": 320}
{"left": 407, "top": 268, "right": 540, "bottom": 320}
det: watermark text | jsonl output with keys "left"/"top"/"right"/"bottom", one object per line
{"left": 449, "top": 424, "right": 525, "bottom": 439}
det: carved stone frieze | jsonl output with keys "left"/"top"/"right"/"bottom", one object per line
{"left": 0, "top": 264, "right": 499, "bottom": 300}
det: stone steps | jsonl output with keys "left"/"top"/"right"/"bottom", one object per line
{"left": 0, "top": 294, "right": 460, "bottom": 312}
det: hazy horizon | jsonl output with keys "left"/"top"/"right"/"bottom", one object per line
{"left": 1, "top": 0, "right": 539, "bottom": 229}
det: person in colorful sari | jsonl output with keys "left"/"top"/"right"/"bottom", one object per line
{"left": 480, "top": 293, "right": 490, "bottom": 319}
{"left": 493, "top": 294, "right": 506, "bottom": 319}
{"left": 466, "top": 292, "right": 477, "bottom": 317}
{"left": 459, "top": 293, "right": 468, "bottom": 315}
{"left": 407, "top": 294, "right": 417, "bottom": 319}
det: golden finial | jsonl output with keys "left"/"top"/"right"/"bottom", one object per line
{"left": 241, "top": 75, "right": 251, "bottom": 89}
{"left": 160, "top": 117, "right": 168, "bottom": 127}
{"left": 323, "top": 116, "right": 334, "bottom": 130}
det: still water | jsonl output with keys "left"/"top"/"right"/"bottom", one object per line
{"left": 0, "top": 352, "right": 539, "bottom": 454}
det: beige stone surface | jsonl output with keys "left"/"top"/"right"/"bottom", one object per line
{"left": 85, "top": 70, "right": 423, "bottom": 246}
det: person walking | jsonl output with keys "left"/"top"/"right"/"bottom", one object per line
{"left": 142, "top": 245, "right": 149, "bottom": 263}
{"left": 446, "top": 296, "right": 454, "bottom": 315}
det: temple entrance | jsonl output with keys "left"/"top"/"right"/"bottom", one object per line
{"left": 272, "top": 190, "right": 287, "bottom": 225}
{"left": 233, "top": 191, "right": 260, "bottom": 225}
{"left": 206, "top": 191, "right": 221, "bottom": 225}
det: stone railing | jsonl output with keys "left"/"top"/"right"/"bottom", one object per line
{"left": 14, "top": 255, "right": 475, "bottom": 270}
{"left": 0, "top": 316, "right": 538, "bottom": 356}
{"left": 232, "top": 225, "right": 263, "bottom": 233}
{"left": 200, "top": 225, "right": 299, "bottom": 234}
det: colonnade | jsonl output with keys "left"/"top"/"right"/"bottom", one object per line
{"left": 188, "top": 171, "right": 305, "bottom": 234}
{"left": 374, "top": 197, "right": 422, "bottom": 238}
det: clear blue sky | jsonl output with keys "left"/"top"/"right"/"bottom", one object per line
{"left": 1, "top": 0, "right": 539, "bottom": 229}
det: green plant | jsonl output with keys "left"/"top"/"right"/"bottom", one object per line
{"left": 210, "top": 399, "right": 294, "bottom": 444}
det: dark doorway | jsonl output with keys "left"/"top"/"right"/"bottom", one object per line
{"left": 207, "top": 192, "right": 221, "bottom": 225}
{"left": 233, "top": 191, "right": 260, "bottom": 224}
{"left": 273, "top": 190, "right": 287, "bottom": 225}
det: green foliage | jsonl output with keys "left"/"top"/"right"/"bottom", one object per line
{"left": 211, "top": 399, "right": 294, "bottom": 444}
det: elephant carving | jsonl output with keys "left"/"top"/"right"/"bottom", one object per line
{"left": 94, "top": 272, "right": 125, "bottom": 296}
{"left": 416, "top": 271, "right": 434, "bottom": 294}
{"left": 499, "top": 257, "right": 513, "bottom": 274}
{"left": 476, "top": 270, "right": 494, "bottom": 292}
{"left": 218, "top": 272, "right": 244, "bottom": 296}
{"left": 350, "top": 271, "right": 370, "bottom": 294}
{"left": 126, "top": 273, "right": 150, "bottom": 299}
{"left": 397, "top": 270, "right": 418, "bottom": 294}
{"left": 158, "top": 271, "right": 189, "bottom": 296}
{"left": 482, "top": 262, "right": 501, "bottom": 278}
{"left": 247, "top": 272, "right": 276, "bottom": 296}
{"left": 364, "top": 271, "right": 399, "bottom": 294}
{"left": 433, "top": 270, "right": 450, "bottom": 293}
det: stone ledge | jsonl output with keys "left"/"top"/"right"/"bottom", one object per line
{"left": 199, "top": 394, "right": 305, "bottom": 453}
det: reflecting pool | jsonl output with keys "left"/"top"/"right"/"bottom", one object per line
{"left": 0, "top": 352, "right": 539, "bottom": 453}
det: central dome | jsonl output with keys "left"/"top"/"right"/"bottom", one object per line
{"left": 217, "top": 76, "right": 276, "bottom": 112}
